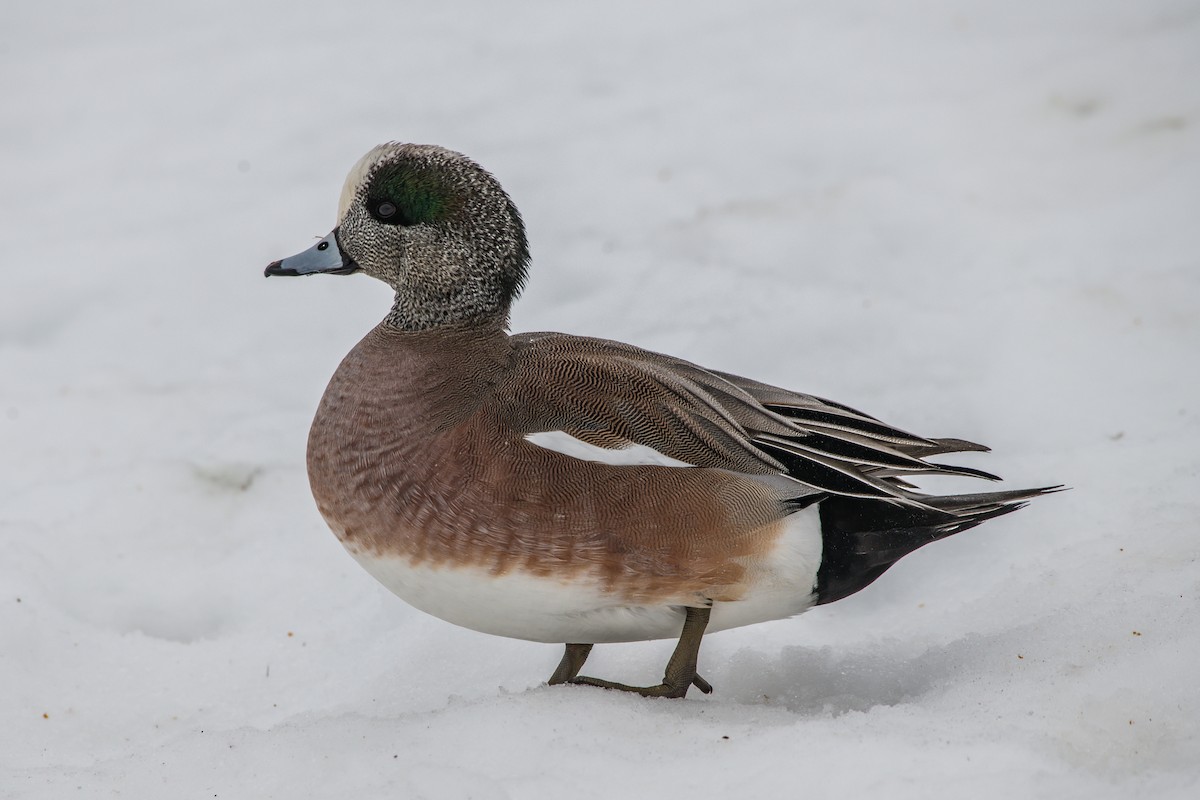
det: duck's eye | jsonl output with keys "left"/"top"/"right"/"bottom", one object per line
{"left": 369, "top": 199, "right": 411, "bottom": 225}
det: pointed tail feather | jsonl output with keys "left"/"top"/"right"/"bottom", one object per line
{"left": 814, "top": 485, "right": 1062, "bottom": 605}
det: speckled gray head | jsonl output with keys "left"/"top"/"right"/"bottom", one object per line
{"left": 266, "top": 143, "right": 530, "bottom": 331}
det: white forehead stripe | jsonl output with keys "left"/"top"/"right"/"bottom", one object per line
{"left": 524, "top": 431, "right": 694, "bottom": 468}
{"left": 337, "top": 143, "right": 398, "bottom": 222}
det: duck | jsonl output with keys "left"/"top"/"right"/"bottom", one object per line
{"left": 265, "top": 142, "right": 1056, "bottom": 699}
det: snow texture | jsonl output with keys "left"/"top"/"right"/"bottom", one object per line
{"left": 3, "top": 1, "right": 1199, "bottom": 797}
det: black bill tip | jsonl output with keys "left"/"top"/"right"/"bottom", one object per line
{"left": 264, "top": 260, "right": 298, "bottom": 278}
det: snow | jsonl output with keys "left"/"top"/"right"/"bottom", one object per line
{"left": 3, "top": 0, "right": 1199, "bottom": 797}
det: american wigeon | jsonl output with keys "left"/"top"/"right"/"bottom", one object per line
{"left": 266, "top": 143, "right": 1056, "bottom": 698}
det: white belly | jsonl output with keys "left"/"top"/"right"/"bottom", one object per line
{"left": 339, "top": 507, "right": 824, "bottom": 644}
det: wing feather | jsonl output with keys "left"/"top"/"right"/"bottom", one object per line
{"left": 504, "top": 333, "right": 1012, "bottom": 509}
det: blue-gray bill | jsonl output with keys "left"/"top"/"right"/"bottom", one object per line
{"left": 265, "top": 229, "right": 360, "bottom": 277}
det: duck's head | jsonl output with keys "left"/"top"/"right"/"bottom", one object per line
{"left": 266, "top": 143, "right": 530, "bottom": 330}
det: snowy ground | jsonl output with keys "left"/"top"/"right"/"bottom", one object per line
{"left": 3, "top": 1, "right": 1199, "bottom": 797}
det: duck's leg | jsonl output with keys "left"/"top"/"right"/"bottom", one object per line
{"left": 547, "top": 643, "right": 593, "bottom": 685}
{"left": 569, "top": 606, "right": 714, "bottom": 698}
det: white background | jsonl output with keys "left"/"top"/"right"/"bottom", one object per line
{"left": 3, "top": 1, "right": 1198, "bottom": 797}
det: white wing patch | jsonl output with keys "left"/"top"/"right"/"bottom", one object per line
{"left": 524, "top": 430, "right": 694, "bottom": 468}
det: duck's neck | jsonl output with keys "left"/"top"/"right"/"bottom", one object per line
{"left": 371, "top": 308, "right": 510, "bottom": 370}
{"left": 383, "top": 282, "right": 513, "bottom": 332}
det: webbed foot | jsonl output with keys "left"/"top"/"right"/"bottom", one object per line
{"left": 565, "top": 606, "right": 713, "bottom": 699}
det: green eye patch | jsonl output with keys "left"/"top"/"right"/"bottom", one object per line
{"left": 366, "top": 162, "right": 459, "bottom": 226}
